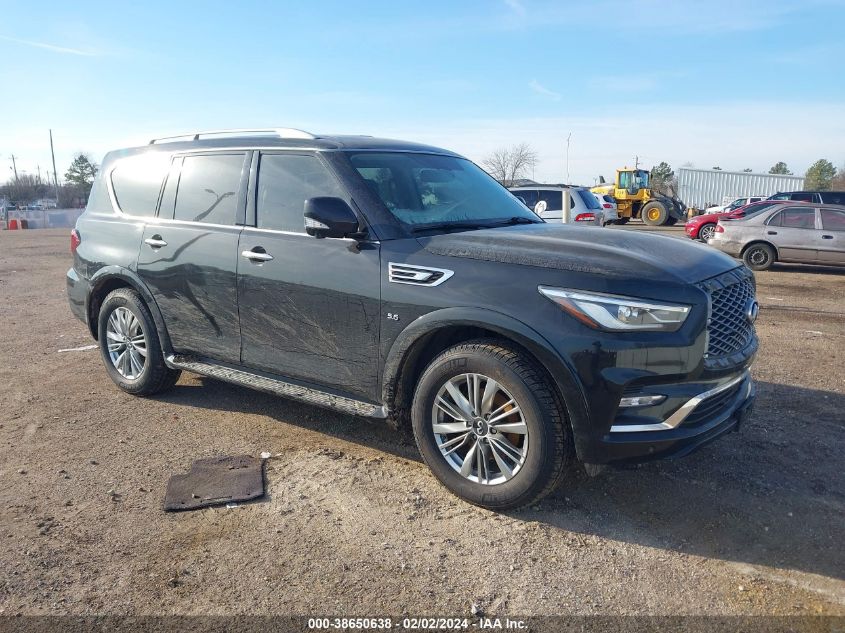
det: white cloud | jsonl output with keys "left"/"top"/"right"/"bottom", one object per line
{"left": 528, "top": 79, "right": 560, "bottom": 101}
{"left": 373, "top": 101, "right": 845, "bottom": 187}
{"left": 503, "top": 0, "right": 526, "bottom": 16}
{"left": 0, "top": 34, "right": 98, "bottom": 56}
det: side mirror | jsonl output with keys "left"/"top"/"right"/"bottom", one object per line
{"left": 304, "top": 197, "right": 360, "bottom": 239}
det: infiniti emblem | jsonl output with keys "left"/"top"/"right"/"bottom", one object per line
{"left": 745, "top": 299, "right": 759, "bottom": 323}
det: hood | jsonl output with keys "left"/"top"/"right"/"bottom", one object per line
{"left": 417, "top": 224, "right": 740, "bottom": 284}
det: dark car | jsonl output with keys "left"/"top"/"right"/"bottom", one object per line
{"left": 67, "top": 129, "right": 758, "bottom": 510}
{"left": 769, "top": 191, "right": 845, "bottom": 205}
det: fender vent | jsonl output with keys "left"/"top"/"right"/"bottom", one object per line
{"left": 388, "top": 262, "right": 454, "bottom": 286}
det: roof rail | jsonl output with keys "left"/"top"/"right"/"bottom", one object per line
{"left": 148, "top": 128, "right": 316, "bottom": 145}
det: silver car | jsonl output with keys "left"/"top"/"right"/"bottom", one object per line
{"left": 708, "top": 202, "right": 845, "bottom": 270}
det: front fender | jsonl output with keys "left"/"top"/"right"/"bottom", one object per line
{"left": 88, "top": 266, "right": 172, "bottom": 354}
{"left": 382, "top": 307, "right": 593, "bottom": 461}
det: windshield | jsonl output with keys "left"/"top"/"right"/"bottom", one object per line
{"left": 347, "top": 152, "right": 540, "bottom": 229}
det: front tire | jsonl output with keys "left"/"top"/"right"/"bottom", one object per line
{"left": 411, "top": 341, "right": 570, "bottom": 510}
{"left": 698, "top": 223, "right": 717, "bottom": 242}
{"left": 742, "top": 243, "right": 776, "bottom": 271}
{"left": 641, "top": 201, "right": 669, "bottom": 226}
{"left": 97, "top": 288, "right": 181, "bottom": 395}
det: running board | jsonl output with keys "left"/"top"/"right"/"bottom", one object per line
{"left": 165, "top": 355, "right": 388, "bottom": 419}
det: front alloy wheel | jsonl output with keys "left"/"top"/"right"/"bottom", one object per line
{"left": 432, "top": 373, "right": 528, "bottom": 485}
{"left": 411, "top": 340, "right": 570, "bottom": 510}
{"left": 698, "top": 223, "right": 717, "bottom": 242}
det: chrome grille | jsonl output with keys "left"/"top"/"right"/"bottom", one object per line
{"left": 706, "top": 275, "right": 756, "bottom": 358}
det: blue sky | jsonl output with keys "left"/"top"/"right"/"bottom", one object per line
{"left": 2, "top": 0, "right": 844, "bottom": 185}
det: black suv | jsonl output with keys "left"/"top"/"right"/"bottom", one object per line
{"left": 769, "top": 191, "right": 845, "bottom": 205}
{"left": 67, "top": 129, "right": 758, "bottom": 509}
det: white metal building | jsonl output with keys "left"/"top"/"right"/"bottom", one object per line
{"left": 677, "top": 168, "right": 805, "bottom": 209}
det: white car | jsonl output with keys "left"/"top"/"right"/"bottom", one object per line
{"left": 509, "top": 185, "right": 610, "bottom": 226}
{"left": 704, "top": 196, "right": 765, "bottom": 214}
{"left": 593, "top": 193, "right": 619, "bottom": 225}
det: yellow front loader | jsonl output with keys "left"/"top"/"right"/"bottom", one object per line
{"left": 591, "top": 168, "right": 686, "bottom": 226}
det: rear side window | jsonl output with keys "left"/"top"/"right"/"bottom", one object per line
{"left": 770, "top": 206, "right": 816, "bottom": 229}
{"left": 538, "top": 190, "right": 562, "bottom": 211}
{"left": 821, "top": 208, "right": 845, "bottom": 231}
{"left": 110, "top": 154, "right": 170, "bottom": 216}
{"left": 820, "top": 192, "right": 845, "bottom": 205}
{"left": 256, "top": 154, "right": 344, "bottom": 232}
{"left": 173, "top": 154, "right": 245, "bottom": 225}
{"left": 577, "top": 190, "right": 601, "bottom": 210}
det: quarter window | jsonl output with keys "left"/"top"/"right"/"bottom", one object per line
{"left": 256, "top": 154, "right": 344, "bottom": 232}
{"left": 821, "top": 208, "right": 845, "bottom": 231}
{"left": 173, "top": 153, "right": 245, "bottom": 225}
{"left": 820, "top": 192, "right": 845, "bottom": 205}
{"left": 110, "top": 153, "right": 171, "bottom": 216}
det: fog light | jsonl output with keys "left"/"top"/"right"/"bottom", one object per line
{"left": 619, "top": 395, "right": 666, "bottom": 408}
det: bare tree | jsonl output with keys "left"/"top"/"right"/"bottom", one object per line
{"left": 481, "top": 143, "right": 538, "bottom": 186}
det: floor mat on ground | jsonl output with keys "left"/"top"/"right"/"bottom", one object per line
{"left": 164, "top": 455, "right": 265, "bottom": 511}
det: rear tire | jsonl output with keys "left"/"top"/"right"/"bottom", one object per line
{"left": 742, "top": 243, "right": 776, "bottom": 271}
{"left": 97, "top": 288, "right": 181, "bottom": 395}
{"left": 411, "top": 340, "right": 570, "bottom": 510}
{"left": 641, "top": 201, "right": 669, "bottom": 226}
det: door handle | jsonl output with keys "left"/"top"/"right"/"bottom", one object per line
{"left": 241, "top": 249, "right": 273, "bottom": 262}
{"left": 821, "top": 235, "right": 834, "bottom": 239}
{"left": 144, "top": 236, "right": 167, "bottom": 248}
{"left": 766, "top": 231, "right": 777, "bottom": 235}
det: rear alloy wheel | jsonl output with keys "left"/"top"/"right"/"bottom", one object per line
{"left": 411, "top": 341, "right": 570, "bottom": 510}
{"left": 742, "top": 243, "right": 776, "bottom": 271}
{"left": 698, "top": 223, "right": 717, "bottom": 242}
{"left": 97, "top": 288, "right": 181, "bottom": 395}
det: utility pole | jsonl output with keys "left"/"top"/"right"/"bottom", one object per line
{"left": 37, "top": 164, "right": 42, "bottom": 184}
{"left": 10, "top": 154, "right": 18, "bottom": 181}
{"left": 49, "top": 129, "right": 60, "bottom": 203}
{"left": 634, "top": 155, "right": 640, "bottom": 169}
{"left": 566, "top": 132, "right": 572, "bottom": 185}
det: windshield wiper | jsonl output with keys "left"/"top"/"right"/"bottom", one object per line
{"left": 411, "top": 222, "right": 488, "bottom": 234}
{"left": 494, "top": 216, "right": 542, "bottom": 226}
{"left": 411, "top": 216, "right": 540, "bottom": 234}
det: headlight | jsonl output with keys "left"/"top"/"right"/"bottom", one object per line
{"left": 538, "top": 286, "right": 690, "bottom": 332}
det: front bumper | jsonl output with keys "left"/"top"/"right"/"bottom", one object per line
{"left": 587, "top": 371, "right": 756, "bottom": 464}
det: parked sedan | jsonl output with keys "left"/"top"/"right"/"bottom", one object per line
{"left": 685, "top": 200, "right": 782, "bottom": 242}
{"left": 708, "top": 203, "right": 845, "bottom": 270}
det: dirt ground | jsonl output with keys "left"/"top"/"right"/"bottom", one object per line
{"left": 0, "top": 228, "right": 843, "bottom": 618}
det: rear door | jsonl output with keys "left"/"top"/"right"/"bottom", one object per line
{"left": 136, "top": 151, "right": 249, "bottom": 363}
{"left": 818, "top": 207, "right": 845, "bottom": 264}
{"left": 236, "top": 151, "right": 381, "bottom": 401}
{"left": 765, "top": 206, "right": 819, "bottom": 263}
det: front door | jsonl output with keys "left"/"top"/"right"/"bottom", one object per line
{"left": 236, "top": 152, "right": 381, "bottom": 402}
{"left": 765, "top": 206, "right": 819, "bottom": 263}
{"left": 136, "top": 151, "right": 249, "bottom": 363}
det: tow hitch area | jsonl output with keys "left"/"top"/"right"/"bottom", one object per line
{"left": 164, "top": 455, "right": 265, "bottom": 511}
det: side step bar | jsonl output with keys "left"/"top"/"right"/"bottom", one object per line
{"left": 165, "top": 355, "right": 388, "bottom": 419}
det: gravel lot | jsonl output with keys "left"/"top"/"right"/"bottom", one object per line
{"left": 0, "top": 228, "right": 843, "bottom": 618}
